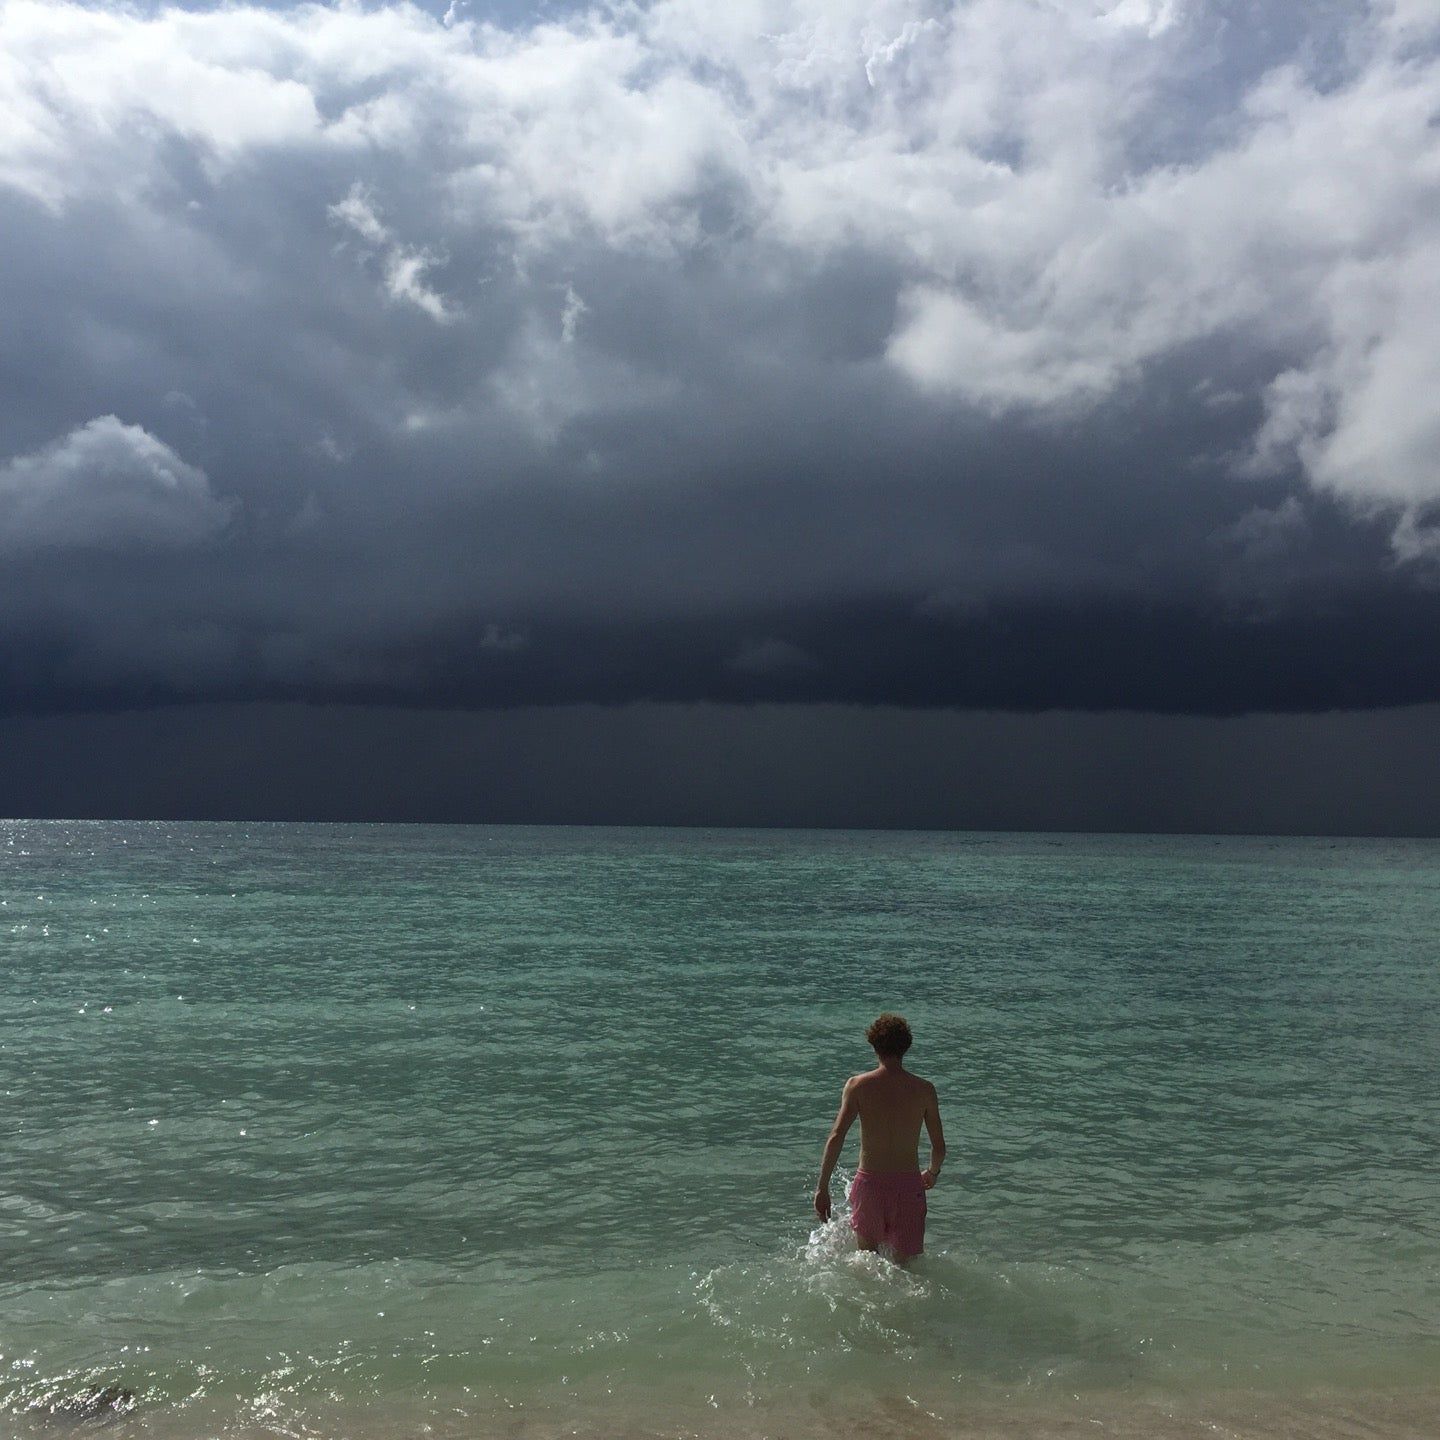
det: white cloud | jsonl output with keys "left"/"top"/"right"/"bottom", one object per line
{"left": 887, "top": 286, "right": 1127, "bottom": 411}
{"left": 0, "top": 2, "right": 322, "bottom": 208}
{"left": 1277, "top": 246, "right": 1440, "bottom": 513}
{"left": 1, "top": 0, "right": 1438, "bottom": 550}
{"left": 382, "top": 247, "right": 456, "bottom": 323}
{"left": 0, "top": 416, "right": 233, "bottom": 553}
{"left": 559, "top": 284, "right": 587, "bottom": 344}
{"left": 329, "top": 185, "right": 389, "bottom": 248}
{"left": 329, "top": 182, "right": 458, "bottom": 323}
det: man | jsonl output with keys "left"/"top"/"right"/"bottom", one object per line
{"left": 813, "top": 1013, "right": 945, "bottom": 1263}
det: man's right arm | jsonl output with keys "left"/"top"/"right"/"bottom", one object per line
{"left": 814, "top": 1078, "right": 858, "bottom": 1220}
{"left": 922, "top": 1082, "right": 946, "bottom": 1189}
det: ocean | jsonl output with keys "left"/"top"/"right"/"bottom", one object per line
{"left": 3, "top": 820, "right": 1438, "bottom": 1439}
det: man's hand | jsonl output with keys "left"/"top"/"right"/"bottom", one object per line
{"left": 813, "top": 1187, "right": 832, "bottom": 1221}
{"left": 921, "top": 1167, "right": 939, "bottom": 1190}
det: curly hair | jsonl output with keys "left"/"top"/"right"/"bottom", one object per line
{"left": 866, "top": 1012, "right": 913, "bottom": 1058}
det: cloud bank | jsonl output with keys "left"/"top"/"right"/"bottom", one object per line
{"left": 0, "top": 0, "right": 1438, "bottom": 714}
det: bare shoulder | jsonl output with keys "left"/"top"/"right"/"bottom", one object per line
{"left": 910, "top": 1072, "right": 937, "bottom": 1098}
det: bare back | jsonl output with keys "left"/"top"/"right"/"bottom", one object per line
{"left": 851, "top": 1066, "right": 936, "bottom": 1174}
{"left": 815, "top": 1040, "right": 947, "bottom": 1233}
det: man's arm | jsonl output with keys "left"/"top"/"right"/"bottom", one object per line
{"left": 921, "top": 1082, "right": 946, "bottom": 1189}
{"left": 813, "top": 1079, "right": 858, "bottom": 1220}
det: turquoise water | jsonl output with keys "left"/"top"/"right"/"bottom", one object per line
{"left": 3, "top": 821, "right": 1438, "bottom": 1438}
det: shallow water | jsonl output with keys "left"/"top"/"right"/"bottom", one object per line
{"left": 3, "top": 821, "right": 1438, "bottom": 1436}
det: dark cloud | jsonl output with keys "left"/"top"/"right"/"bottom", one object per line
{"left": 0, "top": 0, "right": 1438, "bottom": 729}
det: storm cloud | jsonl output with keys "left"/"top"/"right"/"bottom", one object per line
{"left": 1, "top": 0, "right": 1439, "bottom": 717}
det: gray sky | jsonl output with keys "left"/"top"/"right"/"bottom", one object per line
{"left": 5, "top": 702, "right": 1440, "bottom": 835}
{"left": 1, "top": 0, "right": 1438, "bottom": 827}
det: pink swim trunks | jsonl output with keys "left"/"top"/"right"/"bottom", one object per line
{"left": 847, "top": 1168, "right": 926, "bottom": 1258}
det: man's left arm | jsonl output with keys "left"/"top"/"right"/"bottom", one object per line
{"left": 921, "top": 1081, "right": 946, "bottom": 1189}
{"left": 814, "top": 1079, "right": 858, "bottom": 1221}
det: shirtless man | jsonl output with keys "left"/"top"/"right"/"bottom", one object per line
{"left": 813, "top": 1013, "right": 945, "bottom": 1262}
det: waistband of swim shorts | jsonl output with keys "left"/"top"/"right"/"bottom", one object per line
{"left": 853, "top": 1167, "right": 924, "bottom": 1184}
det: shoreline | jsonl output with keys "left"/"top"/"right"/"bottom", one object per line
{"left": 9, "top": 1383, "right": 1440, "bottom": 1440}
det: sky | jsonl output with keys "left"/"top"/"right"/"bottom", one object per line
{"left": 1, "top": 0, "right": 1439, "bottom": 830}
